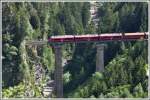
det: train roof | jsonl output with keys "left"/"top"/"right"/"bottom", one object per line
{"left": 50, "top": 32, "right": 148, "bottom": 39}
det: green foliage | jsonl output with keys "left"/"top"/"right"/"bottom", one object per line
{"left": 53, "top": 21, "right": 65, "bottom": 35}
{"left": 67, "top": 72, "right": 107, "bottom": 98}
{"left": 98, "top": 2, "right": 148, "bottom": 33}
{"left": 133, "top": 83, "right": 146, "bottom": 97}
{"left": 92, "top": 72, "right": 103, "bottom": 80}
{"left": 2, "top": 2, "right": 148, "bottom": 98}
{"left": 82, "top": 3, "right": 90, "bottom": 28}
{"left": 97, "top": 3, "right": 119, "bottom": 33}
{"left": 65, "top": 3, "right": 148, "bottom": 97}
{"left": 2, "top": 83, "right": 25, "bottom": 98}
{"left": 63, "top": 72, "right": 71, "bottom": 85}
{"left": 42, "top": 45, "right": 54, "bottom": 72}
{"left": 104, "top": 85, "right": 133, "bottom": 98}
{"left": 30, "top": 15, "right": 40, "bottom": 29}
{"left": 105, "top": 55, "right": 129, "bottom": 87}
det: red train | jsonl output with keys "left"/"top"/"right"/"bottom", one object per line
{"left": 48, "top": 32, "right": 149, "bottom": 43}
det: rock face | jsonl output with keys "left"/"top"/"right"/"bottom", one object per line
{"left": 90, "top": 2, "right": 100, "bottom": 28}
{"left": 35, "top": 63, "right": 44, "bottom": 85}
{"left": 42, "top": 80, "right": 55, "bottom": 97}
{"left": 25, "top": 86, "right": 35, "bottom": 97}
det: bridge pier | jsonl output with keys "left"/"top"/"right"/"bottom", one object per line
{"left": 54, "top": 45, "right": 63, "bottom": 98}
{"left": 96, "top": 44, "right": 105, "bottom": 72}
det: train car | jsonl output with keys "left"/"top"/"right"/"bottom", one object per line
{"left": 122, "top": 32, "right": 148, "bottom": 40}
{"left": 49, "top": 35, "right": 74, "bottom": 43}
{"left": 100, "top": 33, "right": 122, "bottom": 41}
{"left": 74, "top": 34, "right": 99, "bottom": 42}
{"left": 48, "top": 32, "right": 148, "bottom": 43}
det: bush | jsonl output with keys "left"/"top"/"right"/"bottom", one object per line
{"left": 2, "top": 83, "right": 25, "bottom": 98}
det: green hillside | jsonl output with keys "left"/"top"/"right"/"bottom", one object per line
{"left": 2, "top": 2, "right": 148, "bottom": 98}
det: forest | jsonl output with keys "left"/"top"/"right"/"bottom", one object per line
{"left": 2, "top": 2, "right": 148, "bottom": 98}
